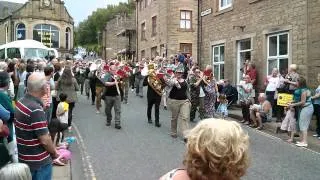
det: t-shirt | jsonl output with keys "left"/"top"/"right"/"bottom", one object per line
{"left": 266, "top": 75, "right": 281, "bottom": 92}
{"left": 14, "top": 94, "right": 51, "bottom": 171}
{"left": 314, "top": 85, "right": 320, "bottom": 105}
{"left": 56, "top": 102, "right": 69, "bottom": 124}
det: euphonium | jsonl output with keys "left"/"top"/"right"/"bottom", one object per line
{"left": 147, "top": 64, "right": 165, "bottom": 96}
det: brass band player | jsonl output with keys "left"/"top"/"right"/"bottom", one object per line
{"left": 144, "top": 63, "right": 165, "bottom": 127}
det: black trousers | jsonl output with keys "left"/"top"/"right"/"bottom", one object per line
{"left": 90, "top": 81, "right": 96, "bottom": 104}
{"left": 68, "top": 102, "right": 75, "bottom": 127}
{"left": 52, "top": 97, "right": 59, "bottom": 119}
{"left": 314, "top": 104, "right": 320, "bottom": 135}
{"left": 147, "top": 96, "right": 161, "bottom": 123}
{"left": 241, "top": 102, "right": 251, "bottom": 123}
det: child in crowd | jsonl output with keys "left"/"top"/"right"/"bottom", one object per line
{"left": 216, "top": 94, "right": 228, "bottom": 119}
{"left": 280, "top": 106, "right": 296, "bottom": 143}
{"left": 55, "top": 93, "right": 69, "bottom": 145}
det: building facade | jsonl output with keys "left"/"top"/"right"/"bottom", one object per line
{"left": 135, "top": 0, "right": 198, "bottom": 61}
{"left": 200, "top": 0, "right": 320, "bottom": 89}
{"left": 0, "top": 0, "right": 74, "bottom": 56}
{"left": 102, "top": 12, "right": 136, "bottom": 60}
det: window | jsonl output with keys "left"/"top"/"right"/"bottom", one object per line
{"left": 141, "top": 50, "right": 145, "bottom": 58}
{"left": 16, "top": 23, "right": 26, "bottom": 40}
{"left": 219, "top": 0, "right": 232, "bottom": 10}
{"left": 147, "top": 0, "right": 151, "bottom": 6}
{"left": 66, "top": 27, "right": 71, "bottom": 50}
{"left": 141, "top": 22, "right": 146, "bottom": 40}
{"left": 160, "top": 44, "right": 165, "bottom": 57}
{"left": 212, "top": 44, "right": 225, "bottom": 80}
{"left": 7, "top": 48, "right": 21, "bottom": 59}
{"left": 33, "top": 24, "right": 60, "bottom": 48}
{"left": 0, "top": 49, "right": 5, "bottom": 59}
{"left": 180, "top": 43, "right": 192, "bottom": 56}
{"left": 5, "top": 25, "right": 8, "bottom": 43}
{"left": 152, "top": 16, "right": 157, "bottom": 36}
{"left": 139, "top": 1, "right": 143, "bottom": 10}
{"left": 151, "top": 46, "right": 157, "bottom": 58}
{"left": 237, "top": 39, "right": 252, "bottom": 83}
{"left": 267, "top": 33, "right": 289, "bottom": 75}
{"left": 180, "top": 11, "right": 192, "bottom": 30}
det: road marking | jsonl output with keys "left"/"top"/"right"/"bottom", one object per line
{"left": 73, "top": 123, "right": 97, "bottom": 180}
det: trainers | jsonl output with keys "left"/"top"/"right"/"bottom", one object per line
{"left": 68, "top": 126, "right": 72, "bottom": 132}
{"left": 96, "top": 111, "right": 100, "bottom": 114}
{"left": 313, "top": 134, "right": 319, "bottom": 137}
{"left": 106, "top": 122, "right": 111, "bottom": 126}
{"left": 295, "top": 142, "right": 308, "bottom": 147}
{"left": 115, "top": 125, "right": 121, "bottom": 129}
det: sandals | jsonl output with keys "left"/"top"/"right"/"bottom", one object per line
{"left": 53, "top": 157, "right": 67, "bottom": 166}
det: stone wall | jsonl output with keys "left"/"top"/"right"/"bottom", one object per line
{"left": 0, "top": 0, "right": 74, "bottom": 52}
{"left": 200, "top": 0, "right": 312, "bottom": 89}
{"left": 307, "top": 0, "right": 320, "bottom": 88}
{"left": 137, "top": 0, "right": 198, "bottom": 61}
{"left": 103, "top": 13, "right": 136, "bottom": 60}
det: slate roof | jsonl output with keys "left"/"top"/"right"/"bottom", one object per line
{"left": 0, "top": 1, "right": 24, "bottom": 20}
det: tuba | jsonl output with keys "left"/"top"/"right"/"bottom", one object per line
{"left": 147, "top": 63, "right": 165, "bottom": 96}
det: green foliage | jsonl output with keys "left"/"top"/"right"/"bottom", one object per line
{"left": 75, "top": 1, "right": 135, "bottom": 47}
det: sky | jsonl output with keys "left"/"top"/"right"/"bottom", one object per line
{"left": 6, "top": 0, "right": 128, "bottom": 25}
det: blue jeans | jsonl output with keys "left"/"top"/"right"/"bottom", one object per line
{"left": 31, "top": 163, "right": 52, "bottom": 180}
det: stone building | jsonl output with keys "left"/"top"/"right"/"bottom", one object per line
{"left": 102, "top": 12, "right": 136, "bottom": 60}
{"left": 0, "top": 0, "right": 74, "bottom": 56}
{"left": 135, "top": 0, "right": 198, "bottom": 61}
{"left": 200, "top": 0, "right": 320, "bottom": 89}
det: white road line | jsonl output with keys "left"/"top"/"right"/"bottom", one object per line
{"left": 73, "top": 123, "right": 97, "bottom": 180}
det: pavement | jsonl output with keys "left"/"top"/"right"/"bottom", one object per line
{"left": 228, "top": 107, "right": 320, "bottom": 152}
{"left": 66, "top": 89, "right": 320, "bottom": 180}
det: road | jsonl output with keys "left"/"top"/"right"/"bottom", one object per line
{"left": 71, "top": 89, "right": 320, "bottom": 180}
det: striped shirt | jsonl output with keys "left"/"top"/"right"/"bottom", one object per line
{"left": 14, "top": 94, "right": 52, "bottom": 171}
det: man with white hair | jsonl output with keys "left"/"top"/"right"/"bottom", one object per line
{"left": 14, "top": 72, "right": 58, "bottom": 179}
{"left": 250, "top": 93, "right": 272, "bottom": 130}
{"left": 0, "top": 61, "right": 14, "bottom": 98}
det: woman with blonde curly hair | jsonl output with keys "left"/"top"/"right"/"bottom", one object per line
{"left": 160, "top": 119, "right": 250, "bottom": 180}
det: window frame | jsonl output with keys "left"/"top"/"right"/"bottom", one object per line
{"left": 212, "top": 44, "right": 225, "bottom": 80}
{"left": 267, "top": 32, "right": 289, "bottom": 75}
{"left": 180, "top": 10, "right": 192, "bottom": 30}
{"left": 219, "top": 0, "right": 233, "bottom": 11}
{"left": 16, "top": 23, "right": 26, "bottom": 40}
{"left": 33, "top": 24, "right": 60, "bottom": 48}
{"left": 65, "top": 27, "right": 71, "bottom": 50}
{"left": 152, "top": 16, "right": 157, "bottom": 36}
{"left": 141, "top": 22, "right": 146, "bottom": 40}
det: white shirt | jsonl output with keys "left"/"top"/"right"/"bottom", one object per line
{"left": 266, "top": 75, "right": 281, "bottom": 92}
{"left": 56, "top": 102, "right": 69, "bottom": 124}
{"left": 199, "top": 86, "right": 205, "bottom": 98}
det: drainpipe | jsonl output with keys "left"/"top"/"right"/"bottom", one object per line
{"left": 136, "top": 1, "right": 139, "bottom": 62}
{"left": 197, "top": 0, "right": 202, "bottom": 68}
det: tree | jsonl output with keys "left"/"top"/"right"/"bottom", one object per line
{"left": 75, "top": 1, "right": 135, "bottom": 49}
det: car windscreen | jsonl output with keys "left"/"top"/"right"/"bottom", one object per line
{"left": 24, "top": 48, "right": 49, "bottom": 59}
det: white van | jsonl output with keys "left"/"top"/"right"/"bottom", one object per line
{"left": 0, "top": 40, "right": 50, "bottom": 60}
{"left": 48, "top": 48, "right": 59, "bottom": 59}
